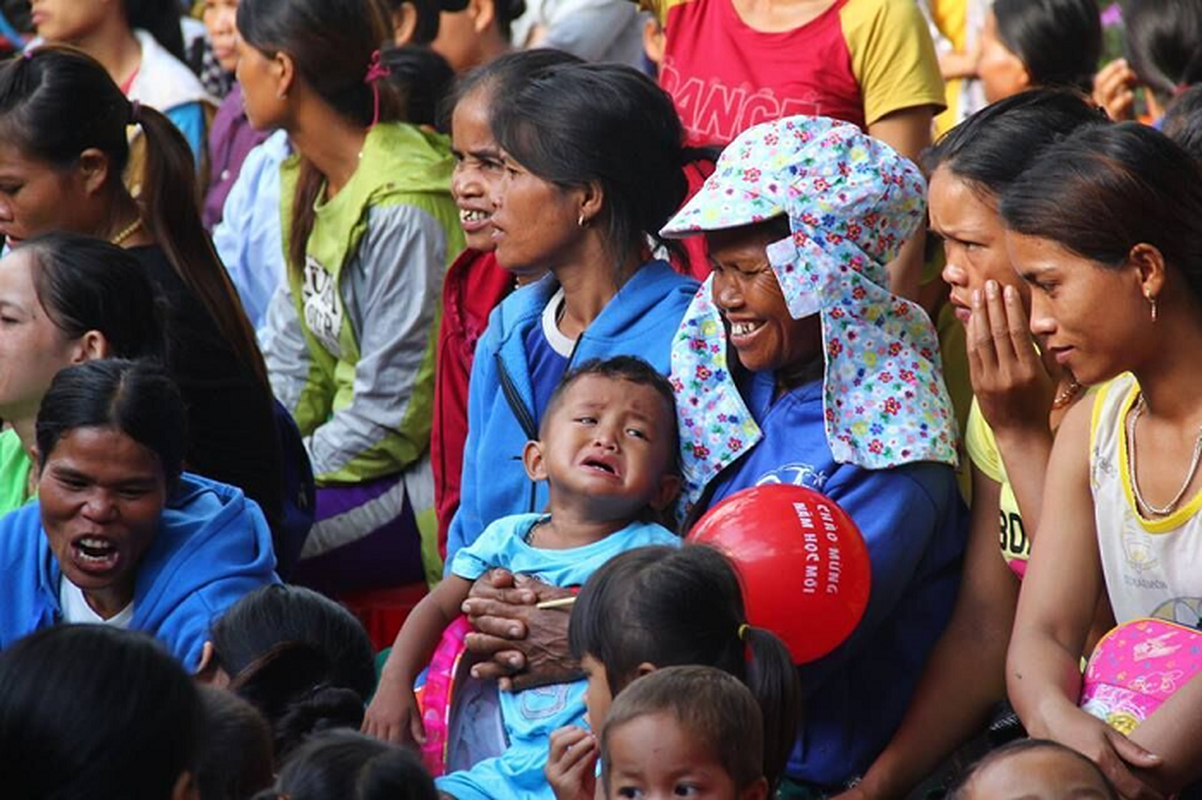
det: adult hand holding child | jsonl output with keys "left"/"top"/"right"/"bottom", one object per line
{"left": 462, "top": 569, "right": 579, "bottom": 691}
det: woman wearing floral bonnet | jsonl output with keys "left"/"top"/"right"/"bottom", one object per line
{"left": 663, "top": 115, "right": 968, "bottom": 794}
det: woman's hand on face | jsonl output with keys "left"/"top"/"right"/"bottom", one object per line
{"left": 547, "top": 725, "right": 599, "bottom": 800}
{"left": 362, "top": 681, "right": 426, "bottom": 747}
{"left": 1045, "top": 705, "right": 1164, "bottom": 800}
{"left": 967, "top": 280, "right": 1056, "bottom": 436}
{"left": 1093, "top": 59, "right": 1139, "bottom": 122}
{"left": 462, "top": 569, "right": 580, "bottom": 691}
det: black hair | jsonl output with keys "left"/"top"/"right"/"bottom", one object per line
{"left": 254, "top": 730, "right": 437, "bottom": 800}
{"left": 1162, "top": 84, "right": 1202, "bottom": 161}
{"left": 383, "top": 45, "right": 455, "bottom": 131}
{"left": 569, "top": 545, "right": 801, "bottom": 790}
{"left": 490, "top": 61, "right": 688, "bottom": 269}
{"left": 1124, "top": 0, "right": 1202, "bottom": 105}
{"left": 440, "top": 47, "right": 585, "bottom": 133}
{"left": 991, "top": 0, "right": 1102, "bottom": 94}
{"left": 0, "top": 625, "right": 203, "bottom": 800}
{"left": 126, "top": 0, "right": 187, "bottom": 61}
{"left": 923, "top": 87, "right": 1106, "bottom": 199}
{"left": 380, "top": 0, "right": 442, "bottom": 45}
{"left": 237, "top": 0, "right": 400, "bottom": 278}
{"left": 36, "top": 359, "right": 187, "bottom": 486}
{"left": 1000, "top": 122, "right": 1202, "bottom": 301}
{"left": 947, "top": 739, "right": 1119, "bottom": 800}
{"left": 493, "top": 0, "right": 526, "bottom": 41}
{"left": 196, "top": 686, "right": 275, "bottom": 800}
{"left": 17, "top": 232, "right": 166, "bottom": 362}
{"left": 0, "top": 46, "right": 269, "bottom": 387}
{"left": 542, "top": 356, "right": 678, "bottom": 451}
{"left": 601, "top": 666, "right": 765, "bottom": 795}
{"left": 208, "top": 585, "right": 377, "bottom": 763}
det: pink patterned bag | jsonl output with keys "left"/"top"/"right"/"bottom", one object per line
{"left": 1079, "top": 618, "right": 1202, "bottom": 735}
{"left": 414, "top": 615, "right": 473, "bottom": 776}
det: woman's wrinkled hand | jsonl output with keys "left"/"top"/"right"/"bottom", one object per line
{"left": 461, "top": 569, "right": 580, "bottom": 691}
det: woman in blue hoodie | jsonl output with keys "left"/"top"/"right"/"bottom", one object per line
{"left": 445, "top": 62, "right": 700, "bottom": 563}
{"left": 0, "top": 359, "right": 278, "bottom": 673}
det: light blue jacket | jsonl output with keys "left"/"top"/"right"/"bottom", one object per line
{"left": 445, "top": 260, "right": 698, "bottom": 563}
{"left": 214, "top": 130, "right": 290, "bottom": 332}
{"left": 0, "top": 474, "right": 279, "bottom": 671}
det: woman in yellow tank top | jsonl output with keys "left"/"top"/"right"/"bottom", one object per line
{"left": 845, "top": 89, "right": 1103, "bottom": 800}
{"left": 1004, "top": 123, "right": 1202, "bottom": 797}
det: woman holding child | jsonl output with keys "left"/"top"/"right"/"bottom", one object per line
{"left": 444, "top": 62, "right": 699, "bottom": 562}
{"left": 463, "top": 115, "right": 966, "bottom": 794}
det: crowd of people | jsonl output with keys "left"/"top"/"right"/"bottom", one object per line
{"left": 1, "top": 0, "right": 1202, "bottom": 797}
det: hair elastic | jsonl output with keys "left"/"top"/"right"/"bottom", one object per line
{"left": 128, "top": 100, "right": 142, "bottom": 126}
{"left": 364, "top": 49, "right": 391, "bottom": 128}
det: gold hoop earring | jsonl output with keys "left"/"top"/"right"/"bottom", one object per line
{"left": 1147, "top": 290, "right": 1158, "bottom": 322}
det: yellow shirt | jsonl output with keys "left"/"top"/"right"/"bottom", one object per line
{"left": 966, "top": 398, "right": 1029, "bottom": 577}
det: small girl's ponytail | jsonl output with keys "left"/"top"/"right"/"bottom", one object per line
{"left": 742, "top": 625, "right": 803, "bottom": 787}
{"left": 570, "top": 544, "right": 802, "bottom": 789}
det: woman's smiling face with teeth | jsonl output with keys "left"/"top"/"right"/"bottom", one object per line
{"left": 40, "top": 426, "right": 167, "bottom": 619}
{"left": 451, "top": 87, "right": 503, "bottom": 253}
{"left": 707, "top": 222, "right": 821, "bottom": 376}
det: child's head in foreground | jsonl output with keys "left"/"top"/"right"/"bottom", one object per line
{"left": 0, "top": 625, "right": 203, "bottom": 800}
{"left": 523, "top": 356, "right": 682, "bottom": 522}
{"left": 948, "top": 739, "right": 1119, "bottom": 800}
{"left": 570, "top": 545, "right": 801, "bottom": 790}
{"left": 253, "top": 729, "right": 437, "bottom": 800}
{"left": 600, "top": 666, "right": 768, "bottom": 800}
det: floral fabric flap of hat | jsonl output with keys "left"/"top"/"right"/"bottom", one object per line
{"left": 665, "top": 115, "right": 959, "bottom": 510}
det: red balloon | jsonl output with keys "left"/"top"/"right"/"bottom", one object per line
{"left": 686, "top": 484, "right": 871, "bottom": 664}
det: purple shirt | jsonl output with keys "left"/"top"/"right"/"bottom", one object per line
{"left": 203, "top": 84, "right": 270, "bottom": 230}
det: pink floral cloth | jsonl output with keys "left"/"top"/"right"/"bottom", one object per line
{"left": 1081, "top": 618, "right": 1202, "bottom": 736}
{"left": 661, "top": 115, "right": 959, "bottom": 509}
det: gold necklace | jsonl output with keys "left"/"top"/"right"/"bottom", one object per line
{"left": 1051, "top": 377, "right": 1083, "bottom": 410}
{"left": 110, "top": 217, "right": 142, "bottom": 247}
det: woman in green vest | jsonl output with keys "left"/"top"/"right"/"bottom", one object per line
{"left": 240, "top": 0, "right": 465, "bottom": 594}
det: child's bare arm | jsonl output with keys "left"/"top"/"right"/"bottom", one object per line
{"left": 363, "top": 576, "right": 474, "bottom": 744}
{"left": 390, "top": 576, "right": 475, "bottom": 681}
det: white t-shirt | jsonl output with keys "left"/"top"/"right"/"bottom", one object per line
{"left": 541, "top": 287, "right": 577, "bottom": 357}
{"left": 59, "top": 578, "right": 135, "bottom": 628}
{"left": 1090, "top": 373, "right": 1202, "bottom": 627}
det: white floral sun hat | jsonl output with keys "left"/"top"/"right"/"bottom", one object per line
{"left": 663, "top": 115, "right": 959, "bottom": 510}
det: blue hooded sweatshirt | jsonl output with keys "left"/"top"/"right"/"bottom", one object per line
{"left": 446, "top": 260, "right": 698, "bottom": 563}
{"left": 0, "top": 473, "right": 279, "bottom": 672}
